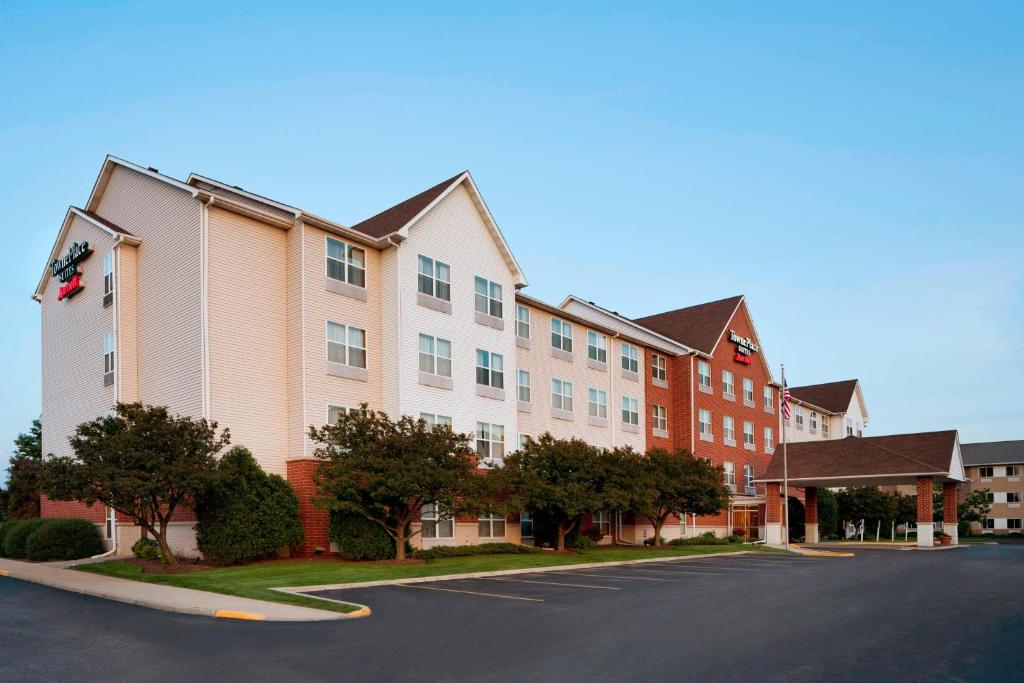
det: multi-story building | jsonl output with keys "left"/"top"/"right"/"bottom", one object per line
{"left": 960, "top": 441, "right": 1024, "bottom": 535}
{"left": 34, "top": 156, "right": 782, "bottom": 555}
{"left": 785, "top": 379, "right": 869, "bottom": 443}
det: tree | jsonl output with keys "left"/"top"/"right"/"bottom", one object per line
{"left": 627, "top": 448, "right": 729, "bottom": 547}
{"left": 40, "top": 403, "right": 229, "bottom": 566}
{"left": 959, "top": 488, "right": 991, "bottom": 526}
{"left": 309, "top": 406, "right": 483, "bottom": 561}
{"left": 498, "top": 434, "right": 604, "bottom": 552}
{"left": 597, "top": 446, "right": 649, "bottom": 543}
{"left": 7, "top": 418, "right": 42, "bottom": 519}
{"left": 836, "top": 487, "right": 897, "bottom": 531}
{"left": 817, "top": 488, "right": 840, "bottom": 539}
{"left": 893, "top": 492, "right": 917, "bottom": 526}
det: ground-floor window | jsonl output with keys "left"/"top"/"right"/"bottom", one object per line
{"left": 1009, "top": 518, "right": 1023, "bottom": 530}
{"left": 421, "top": 503, "right": 453, "bottom": 539}
{"left": 479, "top": 512, "right": 506, "bottom": 539}
{"left": 520, "top": 512, "right": 534, "bottom": 539}
{"left": 592, "top": 511, "right": 611, "bottom": 537}
{"left": 983, "top": 518, "right": 995, "bottom": 530}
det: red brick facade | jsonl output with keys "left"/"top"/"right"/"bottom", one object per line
{"left": 644, "top": 348, "right": 675, "bottom": 452}
{"left": 287, "top": 459, "right": 330, "bottom": 556}
{"left": 40, "top": 495, "right": 107, "bottom": 523}
{"left": 917, "top": 476, "right": 934, "bottom": 523}
{"left": 804, "top": 487, "right": 818, "bottom": 524}
{"left": 943, "top": 482, "right": 958, "bottom": 524}
{"left": 766, "top": 482, "right": 782, "bottom": 523}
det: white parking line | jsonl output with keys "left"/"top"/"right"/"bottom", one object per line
{"left": 484, "top": 577, "right": 622, "bottom": 590}
{"left": 562, "top": 571, "right": 673, "bottom": 582}
{"left": 655, "top": 564, "right": 758, "bottom": 572}
{"left": 396, "top": 583, "right": 543, "bottom": 602}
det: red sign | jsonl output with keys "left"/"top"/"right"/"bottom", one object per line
{"left": 734, "top": 351, "right": 752, "bottom": 365}
{"left": 57, "top": 273, "right": 83, "bottom": 301}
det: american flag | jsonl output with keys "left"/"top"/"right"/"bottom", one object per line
{"left": 781, "top": 380, "right": 791, "bottom": 420}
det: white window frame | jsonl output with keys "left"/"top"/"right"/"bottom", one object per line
{"left": 417, "top": 254, "right": 450, "bottom": 301}
{"left": 723, "top": 461, "right": 736, "bottom": 489}
{"left": 516, "top": 304, "right": 530, "bottom": 338}
{"left": 328, "top": 405, "right": 353, "bottom": 424}
{"left": 653, "top": 405, "right": 667, "bottom": 432}
{"left": 822, "top": 419, "right": 830, "bottom": 438}
{"left": 765, "top": 427, "right": 774, "bottom": 451}
{"left": 698, "top": 360, "right": 711, "bottom": 389}
{"left": 475, "top": 349, "right": 504, "bottom": 388}
{"left": 327, "top": 321, "right": 367, "bottom": 368}
{"left": 420, "top": 413, "right": 453, "bottom": 429}
{"left": 743, "top": 378, "right": 754, "bottom": 403}
{"left": 588, "top": 388, "right": 608, "bottom": 419}
{"left": 552, "top": 379, "right": 573, "bottom": 412}
{"left": 421, "top": 503, "right": 454, "bottom": 539}
{"left": 810, "top": 411, "right": 818, "bottom": 431}
{"left": 478, "top": 511, "right": 506, "bottom": 539}
{"left": 795, "top": 406, "right": 804, "bottom": 428}
{"left": 326, "top": 236, "right": 366, "bottom": 288}
{"left": 551, "top": 318, "right": 573, "bottom": 352}
{"left": 1008, "top": 518, "right": 1023, "bottom": 530}
{"left": 651, "top": 354, "right": 667, "bottom": 382}
{"left": 476, "top": 422, "right": 505, "bottom": 464}
{"left": 723, "top": 416, "right": 736, "bottom": 442}
{"left": 744, "top": 464, "right": 755, "bottom": 494}
{"left": 103, "top": 331, "right": 115, "bottom": 375}
{"left": 722, "top": 370, "right": 735, "bottom": 397}
{"left": 621, "top": 396, "right": 639, "bottom": 426}
{"left": 1007, "top": 465, "right": 1021, "bottom": 477}
{"left": 418, "top": 333, "right": 451, "bottom": 377}
{"left": 743, "top": 420, "right": 754, "bottom": 446}
{"left": 763, "top": 385, "right": 774, "bottom": 410}
{"left": 517, "top": 369, "right": 531, "bottom": 403}
{"left": 474, "top": 276, "right": 503, "bottom": 319}
{"left": 1007, "top": 492, "right": 1022, "bottom": 504}
{"left": 103, "top": 251, "right": 114, "bottom": 297}
{"left": 846, "top": 417, "right": 853, "bottom": 435}
{"left": 620, "top": 343, "right": 639, "bottom": 373}
{"left": 592, "top": 511, "right": 611, "bottom": 537}
{"left": 979, "top": 466, "right": 994, "bottom": 478}
{"left": 699, "top": 409, "right": 712, "bottom": 437}
{"left": 587, "top": 331, "right": 607, "bottom": 363}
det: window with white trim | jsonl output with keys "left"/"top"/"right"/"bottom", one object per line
{"left": 698, "top": 360, "right": 711, "bottom": 389}
{"left": 856, "top": 422, "right": 863, "bottom": 438}
{"left": 420, "top": 413, "right": 453, "bottom": 429}
{"left": 845, "top": 417, "right": 853, "bottom": 435}
{"left": 103, "top": 331, "right": 115, "bottom": 375}
{"left": 103, "top": 251, "right": 114, "bottom": 297}
{"left": 418, "top": 334, "right": 451, "bottom": 377}
{"left": 417, "top": 255, "right": 450, "bottom": 301}
{"left": 551, "top": 318, "right": 573, "bottom": 353}
{"left": 552, "top": 379, "right": 573, "bottom": 412}
{"left": 765, "top": 427, "right": 774, "bottom": 451}
{"left": 517, "top": 370, "right": 531, "bottom": 403}
{"left": 822, "top": 419, "right": 830, "bottom": 438}
{"left": 722, "top": 370, "right": 735, "bottom": 397}
{"left": 723, "top": 461, "right": 736, "bottom": 489}
{"left": 328, "top": 405, "right": 350, "bottom": 424}
{"left": 810, "top": 411, "right": 818, "bottom": 431}
{"left": 474, "top": 276, "right": 503, "bottom": 318}
{"left": 516, "top": 305, "right": 530, "bottom": 338}
{"left": 743, "top": 420, "right": 754, "bottom": 446}
{"left": 475, "top": 349, "right": 504, "bottom": 388}
{"left": 620, "top": 343, "right": 639, "bottom": 373}
{"left": 743, "top": 378, "right": 754, "bottom": 403}
{"left": 587, "top": 331, "right": 607, "bottom": 363}
{"left": 1008, "top": 465, "right": 1021, "bottom": 476}
{"left": 653, "top": 405, "right": 667, "bottom": 432}
{"left": 983, "top": 518, "right": 995, "bottom": 530}
{"left": 520, "top": 511, "right": 534, "bottom": 538}
{"left": 1006, "top": 492, "right": 1022, "bottom": 503}
{"left": 588, "top": 388, "right": 607, "bottom": 418}
{"left": 763, "top": 385, "right": 773, "bottom": 410}
{"left": 699, "top": 409, "right": 712, "bottom": 437}
{"left": 979, "top": 466, "right": 994, "bottom": 478}
{"left": 1009, "top": 518, "right": 1023, "bottom": 530}
{"left": 327, "top": 322, "right": 367, "bottom": 368}
{"left": 518, "top": 433, "right": 530, "bottom": 450}
{"left": 326, "top": 237, "right": 366, "bottom": 287}
{"left": 651, "top": 354, "right": 667, "bottom": 382}
{"left": 421, "top": 503, "right": 453, "bottom": 539}
{"left": 592, "top": 511, "right": 611, "bottom": 537}
{"left": 744, "top": 464, "right": 755, "bottom": 494}
{"left": 478, "top": 511, "right": 506, "bottom": 538}
{"left": 723, "top": 416, "right": 736, "bottom": 442}
{"left": 476, "top": 422, "right": 505, "bottom": 463}
{"left": 621, "top": 396, "right": 639, "bottom": 425}
{"left": 795, "top": 406, "right": 804, "bottom": 428}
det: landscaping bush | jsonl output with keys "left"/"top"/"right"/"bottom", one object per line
{"left": 0, "top": 521, "right": 16, "bottom": 557}
{"left": 668, "top": 531, "right": 730, "bottom": 546}
{"left": 329, "top": 511, "right": 412, "bottom": 561}
{"left": 413, "top": 543, "right": 541, "bottom": 560}
{"left": 574, "top": 535, "right": 597, "bottom": 550}
{"left": 132, "top": 538, "right": 162, "bottom": 561}
{"left": 194, "top": 446, "right": 304, "bottom": 566}
{"left": 2, "top": 518, "right": 46, "bottom": 558}
{"left": 580, "top": 526, "right": 604, "bottom": 542}
{"left": 643, "top": 536, "right": 667, "bottom": 546}
{"left": 25, "top": 518, "right": 104, "bottom": 561}
{"left": 726, "top": 534, "right": 745, "bottom": 544}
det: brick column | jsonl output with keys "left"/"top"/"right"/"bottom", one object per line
{"left": 765, "top": 482, "right": 783, "bottom": 545}
{"left": 804, "top": 487, "right": 819, "bottom": 544}
{"left": 287, "top": 459, "right": 330, "bottom": 557}
{"left": 942, "top": 482, "right": 959, "bottom": 545}
{"left": 916, "top": 476, "right": 934, "bottom": 547}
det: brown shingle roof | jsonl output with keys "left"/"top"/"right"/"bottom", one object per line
{"left": 633, "top": 295, "right": 743, "bottom": 354}
{"left": 788, "top": 379, "right": 859, "bottom": 414}
{"left": 961, "top": 441, "right": 1024, "bottom": 466}
{"left": 75, "top": 208, "right": 134, "bottom": 236}
{"left": 761, "top": 430, "right": 958, "bottom": 481}
{"left": 348, "top": 172, "right": 466, "bottom": 239}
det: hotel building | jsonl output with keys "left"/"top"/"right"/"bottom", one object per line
{"left": 785, "top": 379, "right": 869, "bottom": 443}
{"left": 35, "top": 156, "right": 781, "bottom": 555}
{"left": 960, "top": 441, "right": 1024, "bottom": 534}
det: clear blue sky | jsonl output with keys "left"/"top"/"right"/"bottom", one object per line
{"left": 2, "top": 2, "right": 1022, "bottom": 481}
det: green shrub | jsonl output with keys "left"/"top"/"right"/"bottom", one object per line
{"left": 3, "top": 518, "right": 46, "bottom": 558}
{"left": 194, "top": 446, "right": 304, "bottom": 566}
{"left": 726, "top": 534, "right": 745, "bottom": 544}
{"left": 574, "top": 535, "right": 597, "bottom": 550}
{"left": 643, "top": 536, "right": 667, "bottom": 546}
{"left": 329, "top": 511, "right": 410, "bottom": 560}
{"left": 25, "top": 518, "right": 104, "bottom": 561}
{"left": 132, "top": 538, "right": 162, "bottom": 561}
{"left": 0, "top": 521, "right": 17, "bottom": 557}
{"left": 580, "top": 526, "right": 604, "bottom": 542}
{"left": 413, "top": 542, "right": 541, "bottom": 560}
{"left": 668, "top": 531, "right": 730, "bottom": 546}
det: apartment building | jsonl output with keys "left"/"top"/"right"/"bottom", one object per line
{"left": 960, "top": 441, "right": 1024, "bottom": 534}
{"left": 785, "top": 379, "right": 869, "bottom": 443}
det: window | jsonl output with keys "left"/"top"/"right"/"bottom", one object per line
{"left": 845, "top": 417, "right": 853, "bottom": 436}
{"left": 765, "top": 427, "right": 774, "bottom": 451}
{"left": 328, "top": 405, "right": 349, "bottom": 424}
{"left": 475, "top": 349, "right": 504, "bottom": 388}
{"left": 326, "top": 237, "right": 366, "bottom": 287}
{"left": 1008, "top": 492, "right": 1022, "bottom": 504}
{"left": 417, "top": 255, "right": 450, "bottom": 301}
{"left": 699, "top": 409, "right": 712, "bottom": 437}
{"left": 587, "top": 331, "right": 607, "bottom": 363}
{"left": 476, "top": 422, "right": 505, "bottom": 463}
{"left": 103, "top": 331, "right": 115, "bottom": 375}
{"left": 621, "top": 397, "right": 639, "bottom": 425}
{"left": 421, "top": 503, "right": 453, "bottom": 539}
{"left": 520, "top": 511, "right": 534, "bottom": 538}
{"left": 591, "top": 511, "right": 611, "bottom": 537}
{"left": 651, "top": 354, "right": 667, "bottom": 382}
{"left": 744, "top": 464, "right": 755, "bottom": 494}
{"left": 551, "top": 318, "right": 573, "bottom": 352}
{"left": 723, "top": 462, "right": 736, "bottom": 489}
{"left": 983, "top": 518, "right": 995, "bottom": 530}
{"left": 518, "top": 433, "right": 530, "bottom": 450}
{"left": 810, "top": 412, "right": 818, "bottom": 431}
{"left": 418, "top": 334, "right": 451, "bottom": 377}
{"left": 979, "top": 466, "right": 994, "bottom": 478}
{"left": 478, "top": 511, "right": 506, "bottom": 538}
{"left": 1008, "top": 465, "right": 1021, "bottom": 477}
{"left": 653, "top": 405, "right": 668, "bottom": 433}
{"left": 517, "top": 370, "right": 531, "bottom": 402}
{"left": 743, "top": 421, "right": 754, "bottom": 446}
{"left": 327, "top": 322, "right": 367, "bottom": 368}
{"left": 474, "top": 276, "right": 502, "bottom": 318}
{"left": 986, "top": 492, "right": 995, "bottom": 503}
{"left": 588, "top": 389, "right": 608, "bottom": 418}
{"left": 763, "top": 385, "right": 773, "bottom": 410}
{"left": 552, "top": 379, "right": 573, "bottom": 412}
{"left": 722, "top": 370, "right": 735, "bottom": 397}
{"left": 103, "top": 251, "right": 114, "bottom": 298}
{"left": 698, "top": 361, "right": 712, "bottom": 389}
{"left": 743, "top": 378, "right": 754, "bottom": 403}
{"left": 822, "top": 419, "right": 830, "bottom": 438}
{"left": 856, "top": 422, "right": 863, "bottom": 438}
{"left": 620, "top": 343, "right": 639, "bottom": 373}
{"left": 1009, "top": 518, "right": 1023, "bottom": 530}
{"left": 516, "top": 305, "right": 530, "bottom": 338}
{"left": 420, "top": 413, "right": 453, "bottom": 429}
{"left": 795, "top": 406, "right": 804, "bottom": 428}
{"left": 723, "top": 416, "right": 736, "bottom": 442}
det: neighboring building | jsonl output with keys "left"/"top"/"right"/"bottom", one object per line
{"left": 785, "top": 379, "right": 869, "bottom": 443}
{"left": 960, "top": 441, "right": 1024, "bottom": 535}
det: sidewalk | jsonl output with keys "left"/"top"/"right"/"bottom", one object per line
{"left": 0, "top": 558, "right": 362, "bottom": 622}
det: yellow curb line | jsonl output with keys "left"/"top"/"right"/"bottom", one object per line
{"left": 0, "top": 569, "right": 8, "bottom": 576}
{"left": 790, "top": 545, "right": 855, "bottom": 558}
{"left": 214, "top": 610, "right": 266, "bottom": 621}
{"left": 346, "top": 606, "right": 372, "bottom": 619}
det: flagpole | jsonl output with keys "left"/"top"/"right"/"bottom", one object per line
{"left": 781, "top": 363, "right": 789, "bottom": 551}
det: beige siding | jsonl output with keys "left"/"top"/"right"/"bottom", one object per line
{"left": 116, "top": 243, "right": 139, "bottom": 403}
{"left": 206, "top": 207, "right": 290, "bottom": 475}
{"left": 379, "top": 246, "right": 401, "bottom": 417}
{"left": 40, "top": 217, "right": 117, "bottom": 459}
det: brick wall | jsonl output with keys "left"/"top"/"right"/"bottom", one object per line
{"left": 287, "top": 459, "right": 330, "bottom": 556}
{"left": 943, "top": 482, "right": 958, "bottom": 523}
{"left": 917, "top": 477, "right": 934, "bottom": 523}
{"left": 40, "top": 495, "right": 106, "bottom": 523}
{"left": 645, "top": 348, "right": 674, "bottom": 452}
{"left": 805, "top": 487, "right": 818, "bottom": 524}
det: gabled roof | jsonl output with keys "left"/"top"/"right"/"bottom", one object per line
{"left": 558, "top": 295, "right": 695, "bottom": 356}
{"left": 86, "top": 155, "right": 198, "bottom": 213}
{"left": 789, "top": 379, "right": 861, "bottom": 415}
{"left": 961, "top": 441, "right": 1024, "bottom": 467}
{"left": 634, "top": 295, "right": 744, "bottom": 355}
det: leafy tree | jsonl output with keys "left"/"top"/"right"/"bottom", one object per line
{"left": 597, "top": 446, "right": 649, "bottom": 543}
{"left": 627, "top": 448, "right": 729, "bottom": 547}
{"left": 959, "top": 488, "right": 991, "bottom": 526}
{"left": 309, "top": 406, "right": 483, "bottom": 561}
{"left": 40, "top": 403, "right": 229, "bottom": 566}
{"left": 7, "top": 418, "right": 42, "bottom": 519}
{"left": 816, "top": 488, "right": 840, "bottom": 539}
{"left": 788, "top": 496, "right": 805, "bottom": 542}
{"left": 893, "top": 492, "right": 917, "bottom": 526}
{"left": 498, "top": 434, "right": 604, "bottom": 552}
{"left": 836, "top": 486, "right": 896, "bottom": 529}
{"left": 0, "top": 488, "right": 8, "bottom": 523}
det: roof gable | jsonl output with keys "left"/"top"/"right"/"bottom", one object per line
{"left": 789, "top": 379, "right": 860, "bottom": 414}
{"left": 634, "top": 295, "right": 743, "bottom": 354}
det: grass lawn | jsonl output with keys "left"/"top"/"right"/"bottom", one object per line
{"left": 76, "top": 544, "right": 769, "bottom": 614}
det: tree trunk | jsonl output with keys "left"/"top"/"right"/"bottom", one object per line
{"left": 653, "top": 518, "right": 665, "bottom": 547}
{"left": 154, "top": 518, "right": 178, "bottom": 566}
{"left": 556, "top": 525, "right": 567, "bottom": 552}
{"left": 394, "top": 523, "right": 406, "bottom": 561}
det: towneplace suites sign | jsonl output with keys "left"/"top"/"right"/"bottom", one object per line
{"left": 51, "top": 241, "right": 92, "bottom": 301}
{"left": 728, "top": 329, "right": 759, "bottom": 365}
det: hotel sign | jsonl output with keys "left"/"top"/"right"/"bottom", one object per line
{"left": 51, "top": 241, "right": 92, "bottom": 301}
{"left": 728, "top": 330, "right": 758, "bottom": 365}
